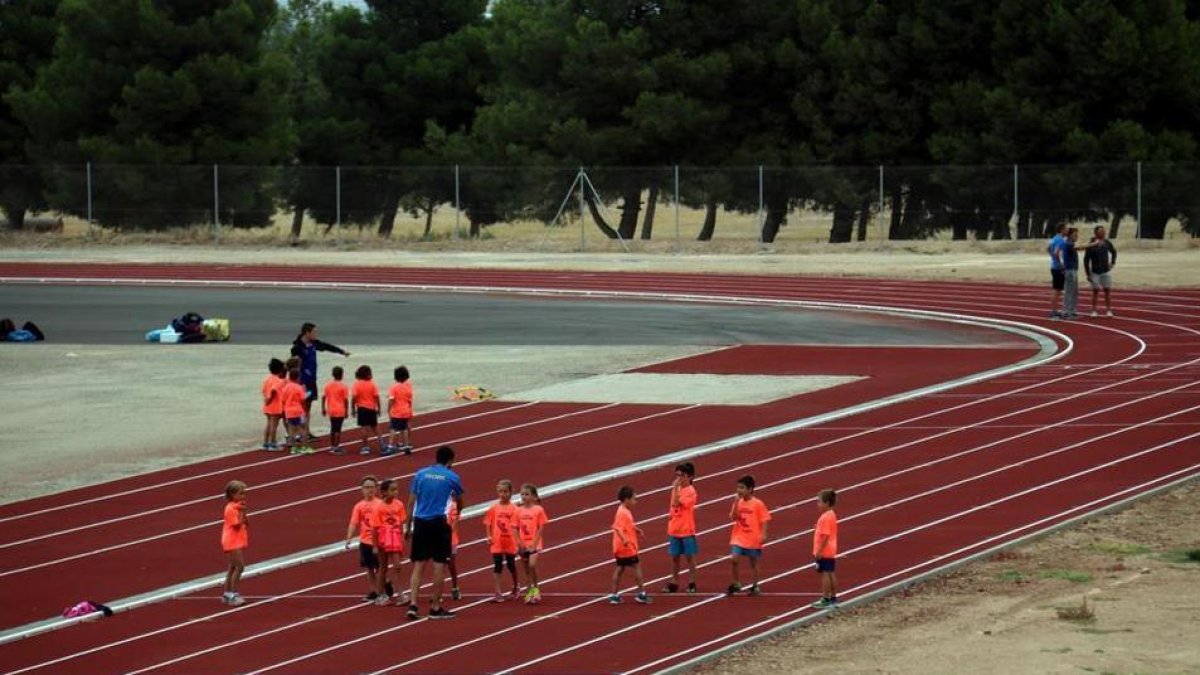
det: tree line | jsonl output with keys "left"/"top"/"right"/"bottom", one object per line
{"left": 2, "top": 0, "right": 1198, "bottom": 240}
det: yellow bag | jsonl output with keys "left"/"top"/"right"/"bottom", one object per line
{"left": 201, "top": 318, "right": 231, "bottom": 342}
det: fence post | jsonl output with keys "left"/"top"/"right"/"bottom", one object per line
{"left": 878, "top": 164, "right": 885, "bottom": 241}
{"left": 212, "top": 163, "right": 220, "bottom": 245}
{"left": 454, "top": 164, "right": 460, "bottom": 243}
{"left": 757, "top": 164, "right": 764, "bottom": 244}
{"left": 335, "top": 165, "right": 342, "bottom": 246}
{"left": 86, "top": 162, "right": 93, "bottom": 234}
{"left": 579, "top": 166, "right": 586, "bottom": 251}
{"left": 1135, "top": 161, "right": 1142, "bottom": 239}
{"left": 673, "top": 164, "right": 680, "bottom": 254}
{"left": 1012, "top": 163, "right": 1019, "bottom": 237}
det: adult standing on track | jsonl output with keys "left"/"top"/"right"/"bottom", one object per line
{"left": 405, "top": 445, "right": 465, "bottom": 620}
{"left": 1047, "top": 223, "right": 1068, "bottom": 318}
{"left": 1084, "top": 225, "right": 1118, "bottom": 317}
{"left": 290, "top": 322, "right": 350, "bottom": 440}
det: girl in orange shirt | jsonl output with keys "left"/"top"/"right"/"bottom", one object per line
{"left": 260, "top": 358, "right": 285, "bottom": 451}
{"left": 483, "top": 479, "right": 520, "bottom": 602}
{"left": 373, "top": 478, "right": 408, "bottom": 605}
{"left": 221, "top": 480, "right": 249, "bottom": 606}
{"left": 516, "top": 483, "right": 548, "bottom": 604}
{"left": 447, "top": 496, "right": 461, "bottom": 600}
{"left": 350, "top": 365, "right": 382, "bottom": 455}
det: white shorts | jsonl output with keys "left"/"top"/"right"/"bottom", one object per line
{"left": 1088, "top": 272, "right": 1113, "bottom": 289}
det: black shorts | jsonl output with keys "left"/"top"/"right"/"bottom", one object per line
{"left": 815, "top": 557, "right": 836, "bottom": 572}
{"left": 615, "top": 555, "right": 639, "bottom": 568}
{"left": 410, "top": 517, "right": 452, "bottom": 564}
{"left": 389, "top": 417, "right": 410, "bottom": 431}
{"left": 330, "top": 417, "right": 345, "bottom": 433}
{"left": 1051, "top": 269, "right": 1065, "bottom": 290}
{"left": 303, "top": 381, "right": 318, "bottom": 403}
{"left": 356, "top": 408, "right": 379, "bottom": 427}
{"left": 492, "top": 553, "right": 516, "bottom": 573}
{"left": 359, "top": 542, "right": 379, "bottom": 570}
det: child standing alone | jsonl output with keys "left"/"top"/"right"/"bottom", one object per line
{"left": 322, "top": 366, "right": 351, "bottom": 455}
{"left": 221, "top": 480, "right": 249, "bottom": 606}
{"left": 609, "top": 485, "right": 651, "bottom": 605}
{"left": 811, "top": 488, "right": 839, "bottom": 609}
{"left": 260, "top": 358, "right": 285, "bottom": 451}
{"left": 728, "top": 475, "right": 770, "bottom": 596}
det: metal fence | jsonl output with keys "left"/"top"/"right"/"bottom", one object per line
{"left": 1, "top": 163, "right": 1197, "bottom": 247}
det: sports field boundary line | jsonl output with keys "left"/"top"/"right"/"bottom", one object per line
{"left": 0, "top": 301, "right": 1063, "bottom": 646}
{"left": 649, "top": 467, "right": 1200, "bottom": 675}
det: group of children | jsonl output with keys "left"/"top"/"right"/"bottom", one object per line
{"left": 221, "top": 457, "right": 842, "bottom": 611}
{"left": 260, "top": 361, "right": 415, "bottom": 457}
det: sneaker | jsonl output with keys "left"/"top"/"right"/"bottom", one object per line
{"left": 1106, "top": 310, "right": 1114, "bottom": 317}
{"left": 525, "top": 588, "right": 541, "bottom": 605}
{"left": 491, "top": 593, "right": 506, "bottom": 603}
{"left": 510, "top": 586, "right": 522, "bottom": 599}
{"left": 726, "top": 583, "right": 742, "bottom": 595}
{"left": 288, "top": 446, "right": 303, "bottom": 455}
{"left": 359, "top": 446, "right": 372, "bottom": 455}
{"left": 1090, "top": 310, "right": 1099, "bottom": 317}
{"left": 264, "top": 443, "right": 283, "bottom": 452}
{"left": 384, "top": 581, "right": 394, "bottom": 597}
{"left": 227, "top": 594, "right": 246, "bottom": 607}
{"left": 810, "top": 597, "right": 837, "bottom": 609}
{"left": 363, "top": 591, "right": 378, "bottom": 603}
{"left": 428, "top": 606, "right": 456, "bottom": 619}
{"left": 608, "top": 594, "right": 621, "bottom": 605}
{"left": 662, "top": 582, "right": 679, "bottom": 594}
{"left": 329, "top": 446, "right": 345, "bottom": 455}
{"left": 635, "top": 592, "right": 651, "bottom": 604}
{"left": 403, "top": 444, "right": 413, "bottom": 455}
{"left": 406, "top": 604, "right": 420, "bottom": 620}
{"left": 374, "top": 595, "right": 390, "bottom": 606}
{"left": 451, "top": 587, "right": 461, "bottom": 601}
{"left": 686, "top": 582, "right": 697, "bottom": 594}
{"left": 299, "top": 446, "right": 316, "bottom": 454}
{"left": 1048, "top": 310, "right": 1061, "bottom": 319}
{"left": 746, "top": 585, "right": 761, "bottom": 597}
{"left": 221, "top": 592, "right": 234, "bottom": 604}
{"left": 380, "top": 446, "right": 398, "bottom": 457}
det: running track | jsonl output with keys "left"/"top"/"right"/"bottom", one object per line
{"left": 1, "top": 263, "right": 1198, "bottom": 674}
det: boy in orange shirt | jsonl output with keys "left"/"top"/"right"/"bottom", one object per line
{"left": 811, "top": 488, "right": 839, "bottom": 608}
{"left": 260, "top": 358, "right": 285, "bottom": 451}
{"left": 384, "top": 366, "right": 413, "bottom": 457}
{"left": 373, "top": 478, "right": 409, "bottom": 605}
{"left": 351, "top": 365, "right": 382, "bottom": 455}
{"left": 609, "top": 485, "right": 651, "bottom": 605}
{"left": 483, "top": 479, "right": 520, "bottom": 602}
{"left": 221, "top": 480, "right": 249, "bottom": 606}
{"left": 322, "top": 366, "right": 351, "bottom": 455}
{"left": 728, "top": 474, "right": 770, "bottom": 596}
{"left": 345, "top": 475, "right": 381, "bottom": 602}
{"left": 282, "top": 368, "right": 313, "bottom": 454}
{"left": 664, "top": 462, "right": 698, "bottom": 594}
{"left": 447, "top": 496, "right": 461, "bottom": 600}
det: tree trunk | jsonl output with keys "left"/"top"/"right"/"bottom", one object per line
{"left": 696, "top": 196, "right": 718, "bottom": 241}
{"left": 583, "top": 189, "right": 621, "bottom": 239}
{"left": 990, "top": 212, "right": 1012, "bottom": 240}
{"left": 1139, "top": 212, "right": 1169, "bottom": 239}
{"left": 1, "top": 205, "right": 26, "bottom": 230}
{"left": 887, "top": 182, "right": 905, "bottom": 239}
{"left": 289, "top": 207, "right": 304, "bottom": 240}
{"left": 1109, "top": 210, "right": 1124, "bottom": 239}
{"left": 640, "top": 184, "right": 658, "bottom": 240}
{"left": 468, "top": 216, "right": 482, "bottom": 239}
{"left": 828, "top": 203, "right": 855, "bottom": 243}
{"left": 951, "top": 213, "right": 968, "bottom": 240}
{"left": 617, "top": 186, "right": 641, "bottom": 240}
{"left": 896, "top": 194, "right": 922, "bottom": 240}
{"left": 422, "top": 200, "right": 434, "bottom": 239}
{"left": 760, "top": 195, "right": 787, "bottom": 243}
{"left": 376, "top": 192, "right": 400, "bottom": 237}
{"left": 854, "top": 199, "right": 871, "bottom": 241}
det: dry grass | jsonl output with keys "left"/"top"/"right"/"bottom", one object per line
{"left": 1055, "top": 596, "right": 1096, "bottom": 622}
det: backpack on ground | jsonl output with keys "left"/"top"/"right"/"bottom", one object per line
{"left": 21, "top": 321, "right": 45, "bottom": 341}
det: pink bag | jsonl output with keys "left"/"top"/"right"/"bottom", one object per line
{"left": 62, "top": 601, "right": 97, "bottom": 618}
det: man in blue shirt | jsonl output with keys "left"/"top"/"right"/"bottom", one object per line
{"left": 404, "top": 445, "right": 464, "bottom": 620}
{"left": 1047, "top": 223, "right": 1067, "bottom": 318}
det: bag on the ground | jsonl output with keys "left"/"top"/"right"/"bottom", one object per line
{"left": 5, "top": 329, "right": 35, "bottom": 342}
{"left": 21, "top": 321, "right": 45, "bottom": 341}
{"left": 61, "top": 600, "right": 113, "bottom": 619}
{"left": 201, "top": 318, "right": 231, "bottom": 342}
{"left": 170, "top": 312, "right": 205, "bottom": 336}
{"left": 0, "top": 318, "right": 15, "bottom": 336}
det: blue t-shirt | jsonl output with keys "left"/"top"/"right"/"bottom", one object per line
{"left": 1064, "top": 243, "right": 1079, "bottom": 271}
{"left": 409, "top": 464, "right": 464, "bottom": 520}
{"left": 1047, "top": 234, "right": 1066, "bottom": 270}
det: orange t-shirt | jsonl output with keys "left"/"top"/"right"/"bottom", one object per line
{"left": 667, "top": 484, "right": 697, "bottom": 537}
{"left": 349, "top": 498, "right": 377, "bottom": 545}
{"left": 388, "top": 381, "right": 413, "bottom": 419}
{"left": 447, "top": 499, "right": 460, "bottom": 548}
{"left": 261, "top": 374, "right": 284, "bottom": 415}
{"left": 324, "top": 380, "right": 349, "bottom": 418}
{"left": 813, "top": 510, "right": 838, "bottom": 558}
{"left": 352, "top": 379, "right": 379, "bottom": 412}
{"left": 221, "top": 501, "right": 247, "bottom": 552}
{"left": 282, "top": 380, "right": 306, "bottom": 418}
{"left": 484, "top": 502, "right": 519, "bottom": 554}
{"left": 730, "top": 496, "right": 771, "bottom": 549}
{"left": 374, "top": 498, "right": 408, "bottom": 553}
{"left": 612, "top": 504, "right": 638, "bottom": 558}
{"left": 517, "top": 504, "right": 548, "bottom": 550}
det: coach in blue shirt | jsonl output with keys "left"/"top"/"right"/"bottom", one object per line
{"left": 404, "top": 445, "right": 464, "bottom": 620}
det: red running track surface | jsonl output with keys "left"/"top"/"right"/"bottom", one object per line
{"left": 0, "top": 263, "right": 1198, "bottom": 675}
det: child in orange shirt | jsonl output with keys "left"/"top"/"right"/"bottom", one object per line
{"left": 260, "top": 358, "right": 285, "bottom": 451}
{"left": 516, "top": 483, "right": 548, "bottom": 604}
{"left": 728, "top": 474, "right": 770, "bottom": 596}
{"left": 373, "top": 478, "right": 408, "bottom": 605}
{"left": 345, "top": 475, "right": 381, "bottom": 602}
{"left": 447, "top": 496, "right": 461, "bottom": 600}
{"left": 282, "top": 368, "right": 312, "bottom": 454}
{"left": 221, "top": 480, "right": 249, "bottom": 606}
{"left": 350, "top": 365, "right": 382, "bottom": 455}
{"left": 608, "top": 485, "right": 651, "bottom": 605}
{"left": 664, "top": 462, "right": 699, "bottom": 594}
{"left": 322, "top": 366, "right": 351, "bottom": 455}
{"left": 384, "top": 366, "right": 413, "bottom": 457}
{"left": 811, "top": 488, "right": 839, "bottom": 609}
{"left": 483, "top": 479, "right": 520, "bottom": 602}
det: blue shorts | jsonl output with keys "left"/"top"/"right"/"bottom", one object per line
{"left": 730, "top": 545, "right": 762, "bottom": 559}
{"left": 389, "top": 417, "right": 410, "bottom": 431}
{"left": 815, "top": 557, "right": 836, "bottom": 572}
{"left": 667, "top": 536, "right": 699, "bottom": 557}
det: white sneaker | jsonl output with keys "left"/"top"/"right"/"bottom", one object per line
{"left": 1106, "top": 310, "right": 1114, "bottom": 317}
{"left": 226, "top": 594, "right": 246, "bottom": 606}
{"left": 1090, "top": 311, "right": 1098, "bottom": 317}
